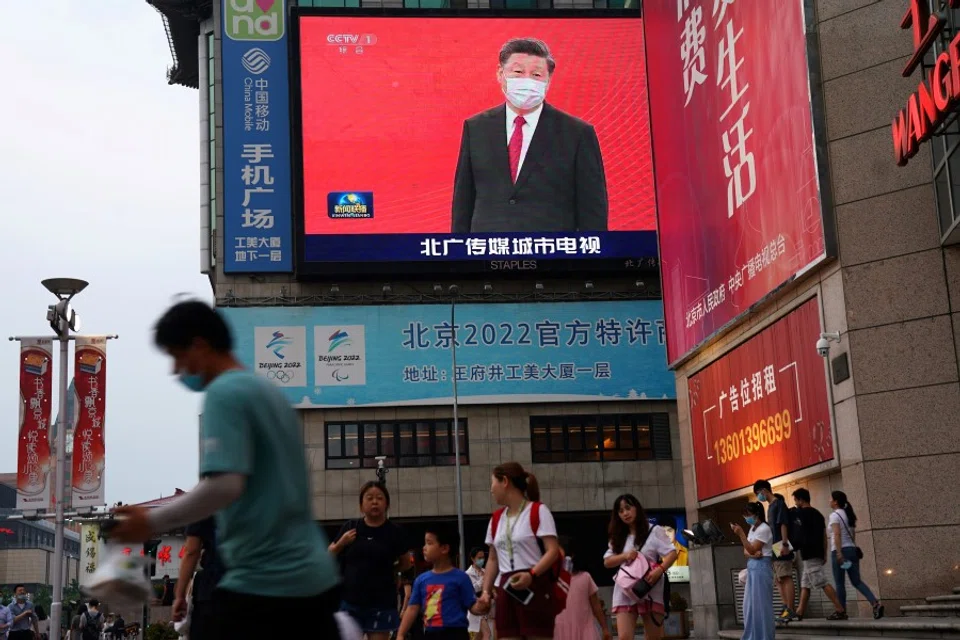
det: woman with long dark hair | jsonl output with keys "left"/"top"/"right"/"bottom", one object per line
{"left": 330, "top": 481, "right": 413, "bottom": 640}
{"left": 479, "top": 461, "right": 561, "bottom": 640}
{"left": 603, "top": 494, "right": 678, "bottom": 640}
{"left": 829, "top": 491, "right": 883, "bottom": 619}
{"left": 731, "top": 502, "right": 774, "bottom": 640}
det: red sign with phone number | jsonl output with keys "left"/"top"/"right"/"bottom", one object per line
{"left": 687, "top": 298, "right": 834, "bottom": 502}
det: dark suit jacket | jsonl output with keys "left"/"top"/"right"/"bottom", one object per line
{"left": 451, "top": 103, "right": 608, "bottom": 233}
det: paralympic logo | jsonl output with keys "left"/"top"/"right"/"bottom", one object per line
{"left": 332, "top": 368, "right": 349, "bottom": 382}
{"left": 328, "top": 329, "right": 351, "bottom": 352}
{"left": 265, "top": 330, "right": 293, "bottom": 359}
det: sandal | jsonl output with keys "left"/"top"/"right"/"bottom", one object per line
{"left": 827, "top": 611, "right": 848, "bottom": 620}
{"left": 873, "top": 604, "right": 885, "bottom": 619}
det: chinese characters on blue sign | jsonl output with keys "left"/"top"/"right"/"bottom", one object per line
{"left": 222, "top": 0, "right": 293, "bottom": 273}
{"left": 221, "top": 300, "right": 675, "bottom": 408}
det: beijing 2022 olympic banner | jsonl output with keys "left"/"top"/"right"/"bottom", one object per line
{"left": 295, "top": 14, "right": 656, "bottom": 269}
{"left": 644, "top": 0, "right": 828, "bottom": 365}
{"left": 220, "top": 300, "right": 674, "bottom": 407}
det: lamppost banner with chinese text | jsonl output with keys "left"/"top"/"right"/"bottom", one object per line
{"left": 220, "top": 300, "right": 674, "bottom": 407}
{"left": 644, "top": 0, "right": 828, "bottom": 365}
{"left": 222, "top": 0, "right": 294, "bottom": 273}
{"left": 687, "top": 298, "right": 833, "bottom": 502}
{"left": 17, "top": 338, "right": 54, "bottom": 510}
{"left": 72, "top": 336, "right": 107, "bottom": 506}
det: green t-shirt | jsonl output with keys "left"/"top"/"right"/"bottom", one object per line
{"left": 199, "top": 370, "right": 338, "bottom": 597}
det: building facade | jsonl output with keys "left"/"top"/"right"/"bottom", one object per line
{"left": 147, "top": 0, "right": 689, "bottom": 609}
{"left": 650, "top": 0, "right": 960, "bottom": 635}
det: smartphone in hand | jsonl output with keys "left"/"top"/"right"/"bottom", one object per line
{"left": 504, "top": 583, "right": 534, "bottom": 605}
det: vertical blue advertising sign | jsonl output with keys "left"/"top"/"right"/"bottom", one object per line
{"left": 221, "top": 0, "right": 293, "bottom": 273}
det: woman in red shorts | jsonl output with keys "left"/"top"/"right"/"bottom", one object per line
{"left": 603, "top": 494, "right": 679, "bottom": 640}
{"left": 478, "top": 462, "right": 561, "bottom": 640}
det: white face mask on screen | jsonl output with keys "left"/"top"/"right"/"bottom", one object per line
{"left": 504, "top": 77, "right": 548, "bottom": 111}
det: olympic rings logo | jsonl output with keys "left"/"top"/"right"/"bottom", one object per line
{"left": 266, "top": 369, "right": 295, "bottom": 383}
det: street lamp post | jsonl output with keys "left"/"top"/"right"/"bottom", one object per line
{"left": 449, "top": 285, "right": 466, "bottom": 568}
{"left": 41, "top": 277, "right": 87, "bottom": 636}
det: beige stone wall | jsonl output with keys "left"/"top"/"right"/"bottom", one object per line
{"left": 680, "top": 2, "right": 960, "bottom": 633}
{"left": 303, "top": 400, "right": 681, "bottom": 521}
{"left": 0, "top": 548, "right": 79, "bottom": 587}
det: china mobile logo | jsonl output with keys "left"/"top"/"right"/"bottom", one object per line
{"left": 225, "top": 0, "right": 284, "bottom": 41}
{"left": 328, "top": 330, "right": 352, "bottom": 352}
{"left": 241, "top": 48, "right": 271, "bottom": 74}
{"left": 265, "top": 330, "right": 292, "bottom": 359}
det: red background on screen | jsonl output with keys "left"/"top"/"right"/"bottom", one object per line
{"left": 298, "top": 16, "right": 654, "bottom": 234}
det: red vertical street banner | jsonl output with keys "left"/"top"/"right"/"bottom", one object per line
{"left": 644, "top": 0, "right": 828, "bottom": 365}
{"left": 688, "top": 298, "right": 834, "bottom": 502}
{"left": 72, "top": 336, "right": 107, "bottom": 506}
{"left": 17, "top": 338, "right": 54, "bottom": 510}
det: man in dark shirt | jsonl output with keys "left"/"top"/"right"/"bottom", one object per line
{"left": 175, "top": 516, "right": 225, "bottom": 639}
{"left": 754, "top": 479, "right": 797, "bottom": 620}
{"left": 792, "top": 488, "right": 845, "bottom": 619}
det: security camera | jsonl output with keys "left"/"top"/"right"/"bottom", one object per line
{"left": 816, "top": 337, "right": 830, "bottom": 357}
{"left": 817, "top": 332, "right": 840, "bottom": 358}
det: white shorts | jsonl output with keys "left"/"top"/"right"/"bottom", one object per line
{"left": 801, "top": 559, "right": 829, "bottom": 589}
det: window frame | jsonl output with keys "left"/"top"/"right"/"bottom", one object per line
{"left": 325, "top": 418, "right": 468, "bottom": 469}
{"left": 530, "top": 412, "right": 670, "bottom": 463}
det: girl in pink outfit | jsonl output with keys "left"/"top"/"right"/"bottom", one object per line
{"left": 554, "top": 539, "right": 612, "bottom": 640}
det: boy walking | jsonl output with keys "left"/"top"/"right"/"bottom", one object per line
{"left": 754, "top": 479, "right": 798, "bottom": 621}
{"left": 398, "top": 527, "right": 489, "bottom": 640}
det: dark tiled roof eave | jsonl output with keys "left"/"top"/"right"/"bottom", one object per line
{"left": 146, "top": 0, "right": 212, "bottom": 89}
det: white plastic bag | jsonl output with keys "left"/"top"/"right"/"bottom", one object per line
{"left": 335, "top": 611, "right": 362, "bottom": 640}
{"left": 738, "top": 569, "right": 748, "bottom": 586}
{"left": 84, "top": 544, "right": 153, "bottom": 608}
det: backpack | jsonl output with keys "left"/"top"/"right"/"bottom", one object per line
{"left": 490, "top": 501, "right": 571, "bottom": 613}
{"left": 81, "top": 611, "right": 102, "bottom": 640}
{"left": 786, "top": 506, "right": 807, "bottom": 551}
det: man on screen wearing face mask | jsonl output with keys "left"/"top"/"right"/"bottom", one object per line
{"left": 452, "top": 37, "right": 608, "bottom": 234}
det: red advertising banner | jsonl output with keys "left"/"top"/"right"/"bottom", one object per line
{"left": 644, "top": 0, "right": 828, "bottom": 365}
{"left": 687, "top": 298, "right": 834, "bottom": 502}
{"left": 17, "top": 339, "right": 53, "bottom": 510}
{"left": 72, "top": 336, "right": 107, "bottom": 506}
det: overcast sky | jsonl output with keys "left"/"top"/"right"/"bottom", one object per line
{"left": 0, "top": 4, "right": 209, "bottom": 504}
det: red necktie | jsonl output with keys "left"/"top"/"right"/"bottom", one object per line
{"left": 508, "top": 115, "right": 526, "bottom": 183}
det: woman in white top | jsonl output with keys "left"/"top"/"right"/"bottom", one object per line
{"left": 603, "top": 494, "right": 679, "bottom": 640}
{"left": 731, "top": 501, "right": 774, "bottom": 640}
{"left": 466, "top": 546, "right": 492, "bottom": 640}
{"left": 479, "top": 461, "right": 561, "bottom": 640}
{"left": 829, "top": 491, "right": 883, "bottom": 619}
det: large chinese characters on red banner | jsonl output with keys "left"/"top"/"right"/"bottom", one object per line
{"left": 72, "top": 336, "right": 107, "bottom": 506}
{"left": 687, "top": 298, "right": 834, "bottom": 502}
{"left": 644, "top": 0, "right": 827, "bottom": 365}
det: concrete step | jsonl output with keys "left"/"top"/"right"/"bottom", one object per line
{"left": 955, "top": 587, "right": 960, "bottom": 595}
{"left": 928, "top": 595, "right": 960, "bottom": 604}
{"left": 717, "top": 617, "right": 960, "bottom": 638}
{"left": 903, "top": 603, "right": 960, "bottom": 617}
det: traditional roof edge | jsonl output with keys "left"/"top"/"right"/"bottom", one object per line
{"left": 145, "top": 0, "right": 212, "bottom": 89}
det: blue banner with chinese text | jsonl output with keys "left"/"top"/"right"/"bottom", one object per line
{"left": 220, "top": 301, "right": 674, "bottom": 407}
{"left": 221, "top": 0, "right": 293, "bottom": 273}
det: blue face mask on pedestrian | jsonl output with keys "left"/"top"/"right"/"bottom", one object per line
{"left": 178, "top": 373, "right": 207, "bottom": 392}
{"left": 744, "top": 516, "right": 757, "bottom": 526}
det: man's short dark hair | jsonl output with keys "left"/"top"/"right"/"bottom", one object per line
{"left": 753, "top": 479, "right": 772, "bottom": 494}
{"left": 88, "top": 599, "right": 100, "bottom": 607}
{"left": 499, "top": 38, "right": 556, "bottom": 74}
{"left": 792, "top": 488, "right": 811, "bottom": 503}
{"left": 14, "top": 584, "right": 24, "bottom": 591}
{"left": 154, "top": 300, "right": 232, "bottom": 352}
{"left": 426, "top": 525, "right": 460, "bottom": 560}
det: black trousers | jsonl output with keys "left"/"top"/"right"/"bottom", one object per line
{"left": 189, "top": 598, "right": 217, "bottom": 640}
{"left": 210, "top": 587, "right": 341, "bottom": 639}
{"left": 424, "top": 629, "right": 470, "bottom": 640}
